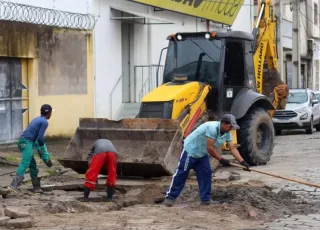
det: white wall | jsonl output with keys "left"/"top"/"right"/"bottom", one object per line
{"left": 282, "top": 0, "right": 309, "bottom": 56}
{"left": 313, "top": 39, "right": 320, "bottom": 90}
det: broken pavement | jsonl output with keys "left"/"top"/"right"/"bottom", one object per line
{"left": 1, "top": 131, "right": 320, "bottom": 229}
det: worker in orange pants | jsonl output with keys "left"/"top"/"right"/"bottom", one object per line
{"left": 83, "top": 139, "right": 117, "bottom": 202}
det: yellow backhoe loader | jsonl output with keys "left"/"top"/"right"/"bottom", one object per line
{"left": 58, "top": 0, "right": 288, "bottom": 178}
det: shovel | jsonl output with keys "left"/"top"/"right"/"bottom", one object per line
{"left": 230, "top": 163, "right": 320, "bottom": 189}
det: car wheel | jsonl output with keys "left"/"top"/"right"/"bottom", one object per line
{"left": 275, "top": 129, "right": 282, "bottom": 135}
{"left": 306, "top": 118, "right": 313, "bottom": 134}
{"left": 315, "top": 120, "right": 320, "bottom": 131}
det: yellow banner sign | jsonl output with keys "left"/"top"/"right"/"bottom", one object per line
{"left": 128, "top": 0, "right": 245, "bottom": 26}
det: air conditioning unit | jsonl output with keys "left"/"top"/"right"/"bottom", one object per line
{"left": 308, "top": 38, "right": 314, "bottom": 55}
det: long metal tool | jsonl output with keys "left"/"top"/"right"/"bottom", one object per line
{"left": 230, "top": 163, "right": 320, "bottom": 189}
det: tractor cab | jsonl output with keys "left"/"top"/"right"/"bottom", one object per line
{"left": 162, "top": 31, "right": 256, "bottom": 117}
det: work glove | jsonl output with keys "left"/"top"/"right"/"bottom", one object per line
{"left": 38, "top": 143, "right": 53, "bottom": 168}
{"left": 219, "top": 158, "right": 231, "bottom": 167}
{"left": 106, "top": 186, "right": 115, "bottom": 201}
{"left": 240, "top": 160, "right": 251, "bottom": 172}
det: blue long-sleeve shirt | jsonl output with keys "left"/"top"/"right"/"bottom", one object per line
{"left": 21, "top": 116, "right": 48, "bottom": 146}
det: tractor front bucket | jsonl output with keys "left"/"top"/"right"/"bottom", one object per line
{"left": 58, "top": 118, "right": 183, "bottom": 178}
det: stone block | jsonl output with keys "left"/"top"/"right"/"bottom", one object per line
{"left": 248, "top": 210, "right": 257, "bottom": 218}
{"left": 0, "top": 205, "right": 4, "bottom": 217}
{"left": 230, "top": 172, "right": 241, "bottom": 181}
{"left": 4, "top": 206, "right": 30, "bottom": 218}
{"left": 213, "top": 171, "right": 232, "bottom": 182}
{"left": 6, "top": 217, "right": 34, "bottom": 229}
{"left": 302, "top": 187, "right": 316, "bottom": 192}
{"left": 53, "top": 190, "right": 68, "bottom": 196}
{"left": 0, "top": 217, "right": 10, "bottom": 226}
{"left": 308, "top": 192, "right": 320, "bottom": 196}
{"left": 290, "top": 214, "right": 314, "bottom": 220}
{"left": 307, "top": 214, "right": 320, "bottom": 220}
{"left": 66, "top": 191, "right": 83, "bottom": 196}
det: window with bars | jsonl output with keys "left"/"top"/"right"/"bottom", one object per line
{"left": 315, "top": 3, "right": 318, "bottom": 25}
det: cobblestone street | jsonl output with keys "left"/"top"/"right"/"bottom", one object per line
{"left": 229, "top": 130, "right": 320, "bottom": 229}
{"left": 259, "top": 214, "right": 320, "bottom": 229}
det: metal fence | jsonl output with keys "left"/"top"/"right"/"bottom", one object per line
{"left": 109, "top": 74, "right": 123, "bottom": 119}
{"left": 134, "top": 65, "right": 164, "bottom": 102}
{"left": 0, "top": 0, "right": 96, "bottom": 30}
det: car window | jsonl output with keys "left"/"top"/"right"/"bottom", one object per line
{"left": 287, "top": 91, "right": 308, "bottom": 104}
{"left": 315, "top": 93, "right": 320, "bottom": 101}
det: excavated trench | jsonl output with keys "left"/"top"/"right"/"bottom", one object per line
{"left": 2, "top": 179, "right": 320, "bottom": 224}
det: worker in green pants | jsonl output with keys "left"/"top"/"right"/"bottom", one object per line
{"left": 8, "top": 104, "right": 53, "bottom": 194}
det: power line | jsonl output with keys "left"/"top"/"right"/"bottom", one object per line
{"left": 299, "top": 9, "right": 320, "bottom": 33}
{"left": 300, "top": 11, "right": 311, "bottom": 37}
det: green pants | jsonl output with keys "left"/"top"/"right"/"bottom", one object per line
{"left": 16, "top": 138, "right": 39, "bottom": 178}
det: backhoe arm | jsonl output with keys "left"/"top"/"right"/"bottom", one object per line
{"left": 253, "top": 0, "right": 288, "bottom": 116}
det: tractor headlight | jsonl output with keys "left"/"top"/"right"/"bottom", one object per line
{"left": 177, "top": 34, "right": 182, "bottom": 41}
{"left": 205, "top": 33, "right": 211, "bottom": 39}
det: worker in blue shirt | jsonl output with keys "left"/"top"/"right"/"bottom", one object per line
{"left": 8, "top": 104, "right": 53, "bottom": 194}
{"left": 163, "top": 114, "right": 251, "bottom": 207}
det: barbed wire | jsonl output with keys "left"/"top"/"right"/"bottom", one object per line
{"left": 0, "top": 0, "right": 96, "bottom": 30}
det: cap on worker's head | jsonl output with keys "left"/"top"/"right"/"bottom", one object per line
{"left": 221, "top": 114, "right": 240, "bottom": 130}
{"left": 40, "top": 104, "right": 53, "bottom": 115}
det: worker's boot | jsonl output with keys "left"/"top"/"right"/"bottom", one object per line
{"left": 106, "top": 186, "right": 115, "bottom": 201}
{"left": 163, "top": 198, "right": 175, "bottom": 207}
{"left": 31, "top": 177, "right": 44, "bottom": 194}
{"left": 7, "top": 175, "right": 24, "bottom": 193}
{"left": 200, "top": 199, "right": 218, "bottom": 206}
{"left": 83, "top": 187, "right": 91, "bottom": 202}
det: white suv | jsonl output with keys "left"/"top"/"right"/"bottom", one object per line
{"left": 273, "top": 88, "right": 320, "bottom": 135}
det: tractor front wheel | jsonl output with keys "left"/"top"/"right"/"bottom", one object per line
{"left": 237, "top": 108, "right": 275, "bottom": 166}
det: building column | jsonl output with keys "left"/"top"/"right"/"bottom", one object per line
{"left": 292, "top": 0, "right": 301, "bottom": 88}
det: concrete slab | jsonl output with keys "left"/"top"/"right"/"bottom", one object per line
{"left": 6, "top": 217, "right": 34, "bottom": 229}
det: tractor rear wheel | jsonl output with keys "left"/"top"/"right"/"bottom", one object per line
{"left": 237, "top": 108, "right": 275, "bottom": 166}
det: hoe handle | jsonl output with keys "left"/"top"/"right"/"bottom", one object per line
{"left": 230, "top": 163, "right": 320, "bottom": 189}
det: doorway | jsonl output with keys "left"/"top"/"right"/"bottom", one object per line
{"left": 0, "top": 57, "right": 28, "bottom": 143}
{"left": 223, "top": 41, "right": 245, "bottom": 112}
{"left": 121, "top": 23, "right": 134, "bottom": 103}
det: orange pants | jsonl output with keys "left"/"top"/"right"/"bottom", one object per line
{"left": 84, "top": 152, "right": 117, "bottom": 191}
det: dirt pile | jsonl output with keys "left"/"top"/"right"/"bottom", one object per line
{"left": 43, "top": 200, "right": 94, "bottom": 214}
{"left": 123, "top": 184, "right": 164, "bottom": 207}
{"left": 174, "top": 184, "right": 319, "bottom": 222}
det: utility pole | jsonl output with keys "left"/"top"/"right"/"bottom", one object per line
{"left": 275, "top": 0, "right": 284, "bottom": 81}
{"left": 292, "top": 0, "right": 301, "bottom": 88}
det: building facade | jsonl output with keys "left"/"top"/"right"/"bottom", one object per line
{"left": 1, "top": 0, "right": 255, "bottom": 141}
{"left": 274, "top": 0, "right": 320, "bottom": 91}
{"left": 0, "top": 0, "right": 94, "bottom": 143}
